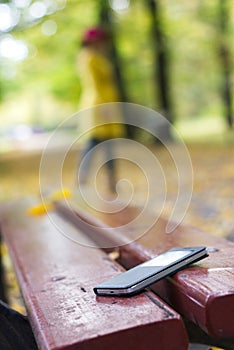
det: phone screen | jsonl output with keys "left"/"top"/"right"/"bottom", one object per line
{"left": 143, "top": 250, "right": 190, "bottom": 267}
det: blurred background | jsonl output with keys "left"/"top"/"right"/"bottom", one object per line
{"left": 0, "top": 0, "right": 233, "bottom": 231}
{"left": 0, "top": 0, "right": 233, "bottom": 143}
{"left": 0, "top": 0, "right": 233, "bottom": 223}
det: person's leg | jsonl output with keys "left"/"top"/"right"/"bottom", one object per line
{"left": 104, "top": 140, "right": 117, "bottom": 192}
{"left": 78, "top": 138, "right": 99, "bottom": 185}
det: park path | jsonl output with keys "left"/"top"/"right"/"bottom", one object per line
{"left": 1, "top": 138, "right": 233, "bottom": 239}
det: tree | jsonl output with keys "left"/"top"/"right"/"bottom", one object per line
{"left": 217, "top": 0, "right": 233, "bottom": 128}
{"left": 146, "top": 0, "right": 173, "bottom": 141}
{"left": 98, "top": 0, "right": 136, "bottom": 138}
{"left": 98, "top": 0, "right": 128, "bottom": 103}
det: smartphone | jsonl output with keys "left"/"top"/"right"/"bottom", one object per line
{"left": 94, "top": 246, "right": 208, "bottom": 296}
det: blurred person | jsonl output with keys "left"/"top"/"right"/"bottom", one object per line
{"left": 76, "top": 26, "right": 125, "bottom": 192}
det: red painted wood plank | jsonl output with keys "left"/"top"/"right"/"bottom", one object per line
{"left": 55, "top": 198, "right": 234, "bottom": 340}
{"left": 0, "top": 199, "right": 188, "bottom": 350}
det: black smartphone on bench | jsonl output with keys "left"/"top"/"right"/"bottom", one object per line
{"left": 93, "top": 246, "right": 208, "bottom": 296}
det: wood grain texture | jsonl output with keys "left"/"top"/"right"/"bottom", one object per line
{"left": 55, "top": 197, "right": 234, "bottom": 340}
{"left": 0, "top": 199, "right": 188, "bottom": 350}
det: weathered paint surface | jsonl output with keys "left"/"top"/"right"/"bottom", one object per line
{"left": 0, "top": 199, "right": 188, "bottom": 350}
{"left": 55, "top": 198, "right": 234, "bottom": 340}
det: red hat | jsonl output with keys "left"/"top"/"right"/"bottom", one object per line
{"left": 81, "top": 27, "right": 109, "bottom": 45}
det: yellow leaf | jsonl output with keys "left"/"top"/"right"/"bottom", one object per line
{"left": 27, "top": 202, "right": 54, "bottom": 215}
{"left": 50, "top": 188, "right": 71, "bottom": 201}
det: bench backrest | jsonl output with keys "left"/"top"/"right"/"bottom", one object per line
{"left": 55, "top": 197, "right": 234, "bottom": 340}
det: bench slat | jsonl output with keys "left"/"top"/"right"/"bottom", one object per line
{"left": 0, "top": 200, "right": 188, "bottom": 350}
{"left": 55, "top": 198, "right": 234, "bottom": 340}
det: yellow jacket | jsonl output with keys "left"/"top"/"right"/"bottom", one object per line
{"left": 77, "top": 48, "right": 125, "bottom": 140}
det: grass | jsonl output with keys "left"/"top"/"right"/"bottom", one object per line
{"left": 175, "top": 114, "right": 234, "bottom": 144}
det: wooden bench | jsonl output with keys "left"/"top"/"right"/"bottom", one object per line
{"left": 0, "top": 199, "right": 188, "bottom": 350}
{"left": 54, "top": 196, "right": 234, "bottom": 349}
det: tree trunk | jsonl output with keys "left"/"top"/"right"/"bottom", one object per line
{"left": 217, "top": 0, "right": 233, "bottom": 128}
{"left": 146, "top": 0, "right": 174, "bottom": 141}
{"left": 98, "top": 0, "right": 128, "bottom": 103}
{"left": 98, "top": 0, "right": 135, "bottom": 138}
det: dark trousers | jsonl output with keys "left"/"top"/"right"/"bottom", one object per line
{"left": 78, "top": 137, "right": 116, "bottom": 190}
